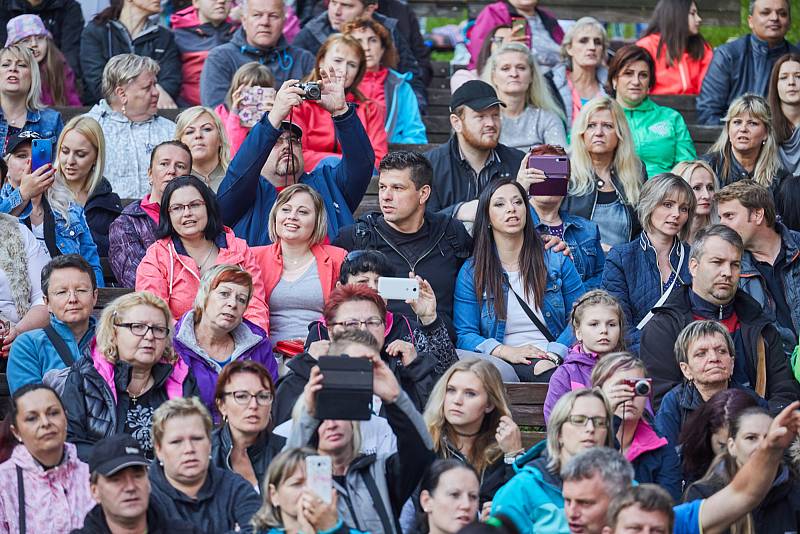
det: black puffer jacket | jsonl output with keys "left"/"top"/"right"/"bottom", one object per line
{"left": 84, "top": 177, "right": 122, "bottom": 257}
{"left": 61, "top": 353, "right": 198, "bottom": 461}
{"left": 210, "top": 423, "right": 285, "bottom": 491}
{"left": 0, "top": 0, "right": 84, "bottom": 76}
{"left": 80, "top": 19, "right": 182, "bottom": 104}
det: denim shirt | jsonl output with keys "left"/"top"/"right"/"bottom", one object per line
{"left": 0, "top": 108, "right": 64, "bottom": 152}
{"left": 454, "top": 251, "right": 586, "bottom": 358}
{"left": 530, "top": 207, "right": 605, "bottom": 289}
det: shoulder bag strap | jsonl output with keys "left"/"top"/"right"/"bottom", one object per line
{"left": 636, "top": 244, "right": 686, "bottom": 331}
{"left": 503, "top": 274, "right": 556, "bottom": 342}
{"left": 43, "top": 325, "right": 75, "bottom": 367}
{"left": 16, "top": 465, "right": 25, "bottom": 534}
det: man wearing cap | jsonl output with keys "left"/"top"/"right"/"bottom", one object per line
{"left": 72, "top": 434, "right": 199, "bottom": 533}
{"left": 425, "top": 80, "right": 526, "bottom": 224}
{"left": 216, "top": 73, "right": 375, "bottom": 246}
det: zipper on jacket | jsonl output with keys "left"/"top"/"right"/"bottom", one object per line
{"left": 373, "top": 222, "right": 449, "bottom": 273}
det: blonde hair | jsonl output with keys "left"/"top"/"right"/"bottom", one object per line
{"left": 637, "top": 173, "right": 696, "bottom": 242}
{"left": 252, "top": 447, "right": 318, "bottom": 530}
{"left": 673, "top": 159, "right": 720, "bottom": 239}
{"left": 101, "top": 54, "right": 160, "bottom": 103}
{"left": 175, "top": 106, "right": 231, "bottom": 174}
{"left": 590, "top": 352, "right": 647, "bottom": 388}
{"left": 423, "top": 359, "right": 512, "bottom": 474}
{"left": 569, "top": 96, "right": 642, "bottom": 205}
{"left": 561, "top": 17, "right": 608, "bottom": 65}
{"left": 570, "top": 289, "right": 626, "bottom": 352}
{"left": 0, "top": 45, "right": 42, "bottom": 110}
{"left": 225, "top": 62, "right": 275, "bottom": 110}
{"left": 710, "top": 93, "right": 781, "bottom": 188}
{"left": 151, "top": 397, "right": 213, "bottom": 448}
{"left": 192, "top": 264, "right": 254, "bottom": 323}
{"left": 482, "top": 42, "right": 564, "bottom": 119}
{"left": 95, "top": 291, "right": 175, "bottom": 364}
{"left": 546, "top": 388, "right": 614, "bottom": 473}
{"left": 55, "top": 115, "right": 106, "bottom": 198}
{"left": 268, "top": 183, "right": 328, "bottom": 245}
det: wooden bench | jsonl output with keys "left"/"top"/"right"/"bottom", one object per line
{"left": 93, "top": 287, "right": 135, "bottom": 318}
{"left": 505, "top": 382, "right": 548, "bottom": 448}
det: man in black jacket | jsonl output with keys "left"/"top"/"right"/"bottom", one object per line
{"left": 640, "top": 224, "right": 800, "bottom": 409}
{"left": 425, "top": 80, "right": 525, "bottom": 224}
{"left": 72, "top": 434, "right": 199, "bottom": 534}
{"left": 335, "top": 151, "right": 473, "bottom": 338}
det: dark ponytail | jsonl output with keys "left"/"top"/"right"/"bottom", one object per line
{"left": 0, "top": 383, "right": 64, "bottom": 463}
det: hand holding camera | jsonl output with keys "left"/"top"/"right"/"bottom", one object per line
{"left": 602, "top": 376, "right": 652, "bottom": 410}
{"left": 267, "top": 79, "right": 307, "bottom": 129}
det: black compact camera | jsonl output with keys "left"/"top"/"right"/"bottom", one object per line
{"left": 295, "top": 81, "right": 322, "bottom": 100}
{"left": 316, "top": 356, "right": 373, "bottom": 421}
{"left": 620, "top": 378, "right": 652, "bottom": 397}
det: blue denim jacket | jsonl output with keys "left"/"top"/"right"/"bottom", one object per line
{"left": 51, "top": 204, "right": 105, "bottom": 287}
{"left": 454, "top": 251, "right": 586, "bottom": 358}
{"left": 530, "top": 207, "right": 605, "bottom": 289}
{"left": 0, "top": 108, "right": 64, "bottom": 152}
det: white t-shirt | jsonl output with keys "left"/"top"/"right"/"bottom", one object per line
{"left": 502, "top": 271, "right": 549, "bottom": 348}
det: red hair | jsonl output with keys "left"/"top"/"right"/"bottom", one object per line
{"left": 323, "top": 284, "right": 387, "bottom": 325}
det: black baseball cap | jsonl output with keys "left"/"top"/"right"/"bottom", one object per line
{"left": 450, "top": 80, "right": 506, "bottom": 113}
{"left": 89, "top": 434, "right": 149, "bottom": 476}
{"left": 280, "top": 121, "right": 303, "bottom": 140}
{"left": 4, "top": 130, "right": 41, "bottom": 156}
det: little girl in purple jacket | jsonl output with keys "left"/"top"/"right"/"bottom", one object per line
{"left": 543, "top": 290, "right": 625, "bottom": 421}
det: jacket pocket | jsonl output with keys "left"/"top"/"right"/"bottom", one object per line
{"left": 56, "top": 221, "right": 85, "bottom": 255}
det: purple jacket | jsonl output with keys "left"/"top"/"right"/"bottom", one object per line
{"left": 543, "top": 345, "right": 598, "bottom": 422}
{"left": 108, "top": 200, "right": 157, "bottom": 288}
{"left": 173, "top": 310, "right": 278, "bottom": 421}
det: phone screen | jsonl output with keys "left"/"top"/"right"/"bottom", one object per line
{"left": 511, "top": 18, "right": 527, "bottom": 38}
{"left": 305, "top": 456, "right": 333, "bottom": 503}
{"left": 31, "top": 139, "right": 52, "bottom": 172}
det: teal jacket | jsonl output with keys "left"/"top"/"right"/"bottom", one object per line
{"left": 7, "top": 315, "right": 96, "bottom": 393}
{"left": 622, "top": 97, "right": 696, "bottom": 177}
{"left": 491, "top": 441, "right": 568, "bottom": 534}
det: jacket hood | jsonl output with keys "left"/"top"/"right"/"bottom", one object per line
{"left": 513, "top": 441, "right": 563, "bottom": 491}
{"left": 11, "top": 442, "right": 84, "bottom": 477}
{"left": 174, "top": 310, "right": 266, "bottom": 371}
{"left": 170, "top": 5, "right": 202, "bottom": 28}
{"left": 563, "top": 345, "right": 599, "bottom": 367}
{"left": 625, "top": 418, "right": 668, "bottom": 462}
{"left": 285, "top": 352, "right": 318, "bottom": 380}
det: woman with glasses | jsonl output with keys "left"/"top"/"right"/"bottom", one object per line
{"left": 254, "top": 184, "right": 347, "bottom": 349}
{"left": 491, "top": 388, "right": 614, "bottom": 533}
{"left": 61, "top": 291, "right": 198, "bottom": 461}
{"left": 173, "top": 264, "right": 278, "bottom": 420}
{"left": 272, "top": 284, "right": 438, "bottom": 425}
{"left": 136, "top": 174, "right": 269, "bottom": 331}
{"left": 211, "top": 359, "right": 281, "bottom": 492}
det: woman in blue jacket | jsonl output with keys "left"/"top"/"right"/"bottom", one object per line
{"left": 3, "top": 131, "right": 104, "bottom": 286}
{"left": 601, "top": 173, "right": 694, "bottom": 351}
{"left": 454, "top": 178, "right": 585, "bottom": 382}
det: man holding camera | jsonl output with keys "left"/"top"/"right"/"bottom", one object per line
{"left": 200, "top": 0, "right": 315, "bottom": 107}
{"left": 639, "top": 224, "right": 799, "bottom": 411}
{"left": 216, "top": 69, "right": 375, "bottom": 246}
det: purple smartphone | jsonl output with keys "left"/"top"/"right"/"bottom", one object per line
{"left": 528, "top": 154, "right": 570, "bottom": 196}
{"left": 31, "top": 138, "right": 52, "bottom": 172}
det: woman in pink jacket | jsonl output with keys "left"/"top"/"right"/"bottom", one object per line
{"left": 135, "top": 175, "right": 269, "bottom": 331}
{"left": 0, "top": 384, "right": 94, "bottom": 533}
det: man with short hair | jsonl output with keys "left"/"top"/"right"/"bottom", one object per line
{"left": 425, "top": 80, "right": 525, "bottom": 224}
{"left": 216, "top": 76, "right": 374, "bottom": 246}
{"left": 71, "top": 434, "right": 199, "bottom": 533}
{"left": 171, "top": 0, "right": 240, "bottom": 106}
{"left": 335, "top": 151, "right": 473, "bottom": 336}
{"left": 639, "top": 224, "right": 799, "bottom": 408}
{"left": 716, "top": 179, "right": 800, "bottom": 353}
{"left": 697, "top": 0, "right": 799, "bottom": 125}
{"left": 200, "top": 0, "right": 315, "bottom": 107}
{"left": 292, "top": 0, "right": 427, "bottom": 108}
{"left": 601, "top": 485, "right": 675, "bottom": 534}
{"left": 561, "top": 448, "right": 635, "bottom": 534}
{"left": 8, "top": 254, "right": 98, "bottom": 393}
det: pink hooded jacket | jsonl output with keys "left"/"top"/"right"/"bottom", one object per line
{"left": 135, "top": 227, "right": 270, "bottom": 332}
{"left": 0, "top": 443, "right": 93, "bottom": 533}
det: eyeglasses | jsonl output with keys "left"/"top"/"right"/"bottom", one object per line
{"left": 329, "top": 317, "right": 385, "bottom": 330}
{"left": 114, "top": 322, "right": 169, "bottom": 339}
{"left": 168, "top": 200, "right": 206, "bottom": 215}
{"left": 224, "top": 390, "right": 273, "bottom": 405}
{"left": 566, "top": 415, "right": 608, "bottom": 429}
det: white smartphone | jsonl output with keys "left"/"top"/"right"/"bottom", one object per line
{"left": 305, "top": 455, "right": 332, "bottom": 503}
{"left": 378, "top": 277, "right": 419, "bottom": 301}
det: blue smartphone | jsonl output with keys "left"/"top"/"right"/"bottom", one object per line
{"left": 31, "top": 138, "right": 52, "bottom": 172}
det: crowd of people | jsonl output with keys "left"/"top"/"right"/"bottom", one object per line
{"left": 0, "top": 0, "right": 798, "bottom": 532}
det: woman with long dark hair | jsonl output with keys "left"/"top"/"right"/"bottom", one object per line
{"left": 636, "top": 0, "right": 713, "bottom": 95}
{"left": 454, "top": 178, "right": 585, "bottom": 382}
{"left": 767, "top": 53, "right": 800, "bottom": 176}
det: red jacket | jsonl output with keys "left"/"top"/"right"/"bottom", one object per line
{"left": 292, "top": 95, "right": 388, "bottom": 172}
{"left": 252, "top": 243, "right": 346, "bottom": 305}
{"left": 636, "top": 34, "right": 713, "bottom": 95}
{"left": 135, "top": 227, "right": 269, "bottom": 331}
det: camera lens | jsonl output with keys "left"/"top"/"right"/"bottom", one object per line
{"left": 307, "top": 84, "right": 321, "bottom": 100}
{"left": 635, "top": 380, "right": 651, "bottom": 396}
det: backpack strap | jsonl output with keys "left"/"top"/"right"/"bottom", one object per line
{"left": 17, "top": 465, "right": 25, "bottom": 534}
{"left": 362, "top": 469, "right": 400, "bottom": 534}
{"left": 43, "top": 325, "right": 75, "bottom": 367}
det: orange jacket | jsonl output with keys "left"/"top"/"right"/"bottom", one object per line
{"left": 292, "top": 96, "right": 388, "bottom": 172}
{"left": 636, "top": 34, "right": 713, "bottom": 95}
{"left": 135, "top": 227, "right": 269, "bottom": 331}
{"left": 252, "top": 243, "right": 347, "bottom": 306}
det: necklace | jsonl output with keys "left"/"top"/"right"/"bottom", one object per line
{"left": 538, "top": 215, "right": 561, "bottom": 225}
{"left": 283, "top": 251, "right": 313, "bottom": 268}
{"left": 127, "top": 375, "right": 152, "bottom": 404}
{"left": 196, "top": 244, "right": 217, "bottom": 270}
{"left": 452, "top": 428, "right": 481, "bottom": 438}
